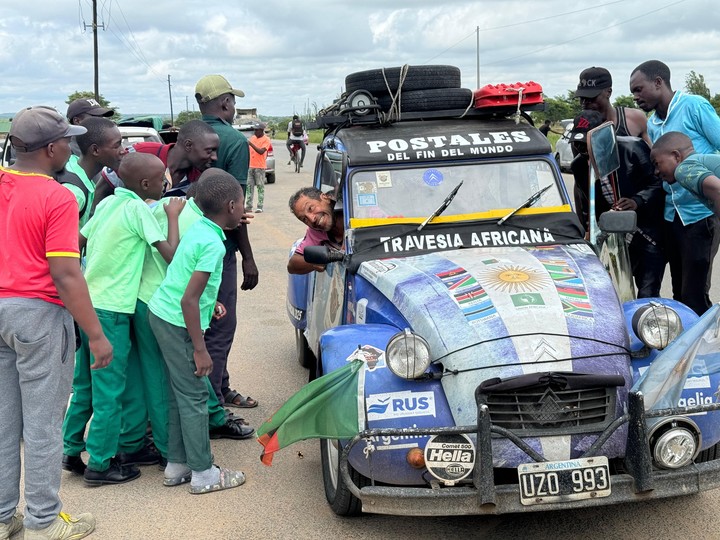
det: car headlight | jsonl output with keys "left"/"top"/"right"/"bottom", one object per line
{"left": 386, "top": 329, "right": 431, "bottom": 379}
{"left": 631, "top": 303, "right": 683, "bottom": 350}
{"left": 650, "top": 419, "right": 700, "bottom": 469}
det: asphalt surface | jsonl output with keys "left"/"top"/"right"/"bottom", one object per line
{"left": 13, "top": 143, "right": 720, "bottom": 539}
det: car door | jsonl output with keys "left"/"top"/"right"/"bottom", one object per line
{"left": 305, "top": 150, "right": 347, "bottom": 357}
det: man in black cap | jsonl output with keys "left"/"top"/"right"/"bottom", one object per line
{"left": 0, "top": 106, "right": 112, "bottom": 539}
{"left": 570, "top": 110, "right": 666, "bottom": 298}
{"left": 66, "top": 98, "right": 115, "bottom": 158}
{"left": 575, "top": 66, "right": 649, "bottom": 143}
{"left": 66, "top": 98, "right": 114, "bottom": 126}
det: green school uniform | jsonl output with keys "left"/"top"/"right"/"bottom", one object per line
{"left": 64, "top": 188, "right": 167, "bottom": 472}
{"left": 62, "top": 154, "right": 96, "bottom": 228}
{"left": 148, "top": 216, "right": 226, "bottom": 470}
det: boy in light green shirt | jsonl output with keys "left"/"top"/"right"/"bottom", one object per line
{"left": 123, "top": 195, "right": 254, "bottom": 466}
{"left": 62, "top": 153, "right": 185, "bottom": 486}
{"left": 148, "top": 168, "right": 247, "bottom": 493}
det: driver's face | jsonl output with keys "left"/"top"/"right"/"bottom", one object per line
{"left": 293, "top": 194, "right": 334, "bottom": 232}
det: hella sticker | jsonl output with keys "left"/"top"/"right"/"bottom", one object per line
{"left": 366, "top": 391, "right": 436, "bottom": 420}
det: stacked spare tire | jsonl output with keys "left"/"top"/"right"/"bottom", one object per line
{"left": 344, "top": 65, "right": 474, "bottom": 114}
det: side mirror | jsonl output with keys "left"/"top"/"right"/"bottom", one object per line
{"left": 587, "top": 121, "right": 620, "bottom": 179}
{"left": 303, "top": 245, "right": 345, "bottom": 265}
{"left": 598, "top": 210, "right": 637, "bottom": 233}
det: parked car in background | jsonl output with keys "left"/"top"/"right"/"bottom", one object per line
{"left": 118, "top": 126, "right": 163, "bottom": 149}
{"left": 235, "top": 123, "right": 276, "bottom": 184}
{"left": 555, "top": 122, "right": 574, "bottom": 172}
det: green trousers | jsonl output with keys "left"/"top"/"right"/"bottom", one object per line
{"left": 62, "top": 309, "right": 142, "bottom": 471}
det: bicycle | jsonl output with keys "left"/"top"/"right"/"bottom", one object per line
{"left": 289, "top": 142, "right": 302, "bottom": 173}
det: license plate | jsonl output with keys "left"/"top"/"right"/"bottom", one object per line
{"left": 517, "top": 456, "right": 611, "bottom": 505}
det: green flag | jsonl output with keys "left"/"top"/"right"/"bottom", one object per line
{"left": 258, "top": 359, "right": 365, "bottom": 465}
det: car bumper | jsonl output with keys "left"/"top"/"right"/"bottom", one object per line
{"left": 354, "top": 461, "right": 720, "bottom": 515}
{"left": 341, "top": 392, "right": 720, "bottom": 516}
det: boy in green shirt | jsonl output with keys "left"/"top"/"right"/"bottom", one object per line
{"left": 122, "top": 187, "right": 254, "bottom": 466}
{"left": 148, "top": 168, "right": 246, "bottom": 493}
{"left": 57, "top": 117, "right": 126, "bottom": 227}
{"left": 62, "top": 153, "right": 185, "bottom": 485}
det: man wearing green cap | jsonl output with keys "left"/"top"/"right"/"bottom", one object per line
{"left": 195, "top": 75, "right": 259, "bottom": 411}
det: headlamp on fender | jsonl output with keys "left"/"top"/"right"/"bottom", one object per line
{"left": 386, "top": 329, "right": 432, "bottom": 379}
{"left": 632, "top": 303, "right": 682, "bottom": 350}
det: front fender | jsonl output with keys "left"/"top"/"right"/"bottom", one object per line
{"left": 319, "top": 324, "right": 400, "bottom": 373}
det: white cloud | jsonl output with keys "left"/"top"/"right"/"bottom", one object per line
{"left": 0, "top": 0, "right": 718, "bottom": 118}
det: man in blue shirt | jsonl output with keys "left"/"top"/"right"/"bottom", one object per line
{"left": 630, "top": 60, "right": 720, "bottom": 315}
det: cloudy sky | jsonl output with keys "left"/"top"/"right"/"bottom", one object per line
{"left": 1, "top": 0, "right": 718, "bottom": 119}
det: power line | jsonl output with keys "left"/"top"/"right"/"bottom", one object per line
{"left": 483, "top": 0, "right": 686, "bottom": 67}
{"left": 423, "top": 0, "right": 640, "bottom": 65}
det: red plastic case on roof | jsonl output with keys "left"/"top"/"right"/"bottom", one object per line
{"left": 473, "top": 81, "right": 544, "bottom": 109}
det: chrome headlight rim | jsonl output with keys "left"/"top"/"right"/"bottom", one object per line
{"left": 631, "top": 303, "right": 683, "bottom": 350}
{"left": 648, "top": 417, "right": 700, "bottom": 469}
{"left": 385, "top": 329, "right": 432, "bottom": 380}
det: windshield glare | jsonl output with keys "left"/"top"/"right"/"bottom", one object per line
{"left": 350, "top": 160, "right": 563, "bottom": 221}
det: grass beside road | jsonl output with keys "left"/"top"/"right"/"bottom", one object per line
{"left": 275, "top": 129, "right": 324, "bottom": 145}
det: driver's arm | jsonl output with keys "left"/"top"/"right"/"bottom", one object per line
{"left": 288, "top": 253, "right": 325, "bottom": 274}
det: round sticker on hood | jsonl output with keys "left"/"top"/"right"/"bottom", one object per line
{"left": 424, "top": 433, "right": 475, "bottom": 485}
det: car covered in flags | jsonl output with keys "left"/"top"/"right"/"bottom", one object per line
{"left": 262, "top": 65, "right": 720, "bottom": 517}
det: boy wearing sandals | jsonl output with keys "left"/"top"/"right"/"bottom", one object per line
{"left": 148, "top": 168, "right": 247, "bottom": 492}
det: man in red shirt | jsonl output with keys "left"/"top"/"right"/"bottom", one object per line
{"left": 92, "top": 119, "right": 220, "bottom": 209}
{"left": 0, "top": 106, "right": 112, "bottom": 539}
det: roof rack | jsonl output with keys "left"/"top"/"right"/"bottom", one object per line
{"left": 309, "top": 83, "right": 546, "bottom": 131}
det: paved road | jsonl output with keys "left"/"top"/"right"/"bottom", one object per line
{"left": 38, "top": 145, "right": 720, "bottom": 540}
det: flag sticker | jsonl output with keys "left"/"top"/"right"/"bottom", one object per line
{"left": 511, "top": 292, "right": 545, "bottom": 307}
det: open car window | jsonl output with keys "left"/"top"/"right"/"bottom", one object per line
{"left": 349, "top": 159, "right": 564, "bottom": 222}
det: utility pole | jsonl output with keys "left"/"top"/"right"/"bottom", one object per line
{"left": 83, "top": 0, "right": 105, "bottom": 101}
{"left": 167, "top": 75, "right": 174, "bottom": 127}
{"left": 185, "top": 95, "right": 189, "bottom": 112}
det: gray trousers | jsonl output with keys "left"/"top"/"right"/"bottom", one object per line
{"left": 0, "top": 297, "right": 75, "bottom": 529}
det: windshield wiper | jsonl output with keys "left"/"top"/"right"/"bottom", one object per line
{"left": 497, "top": 184, "right": 552, "bottom": 226}
{"left": 417, "top": 180, "right": 464, "bottom": 232}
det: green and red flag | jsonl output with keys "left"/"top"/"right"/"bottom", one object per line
{"left": 257, "top": 359, "right": 366, "bottom": 465}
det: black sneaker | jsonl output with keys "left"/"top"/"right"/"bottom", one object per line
{"left": 210, "top": 420, "right": 255, "bottom": 440}
{"left": 62, "top": 454, "right": 86, "bottom": 476}
{"left": 84, "top": 460, "right": 141, "bottom": 486}
{"left": 116, "top": 442, "right": 160, "bottom": 466}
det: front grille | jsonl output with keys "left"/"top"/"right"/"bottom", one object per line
{"left": 482, "top": 386, "right": 616, "bottom": 437}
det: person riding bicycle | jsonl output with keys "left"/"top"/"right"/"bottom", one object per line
{"left": 286, "top": 114, "right": 306, "bottom": 167}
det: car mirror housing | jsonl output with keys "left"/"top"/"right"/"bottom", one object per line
{"left": 303, "top": 245, "right": 345, "bottom": 265}
{"left": 598, "top": 210, "right": 637, "bottom": 233}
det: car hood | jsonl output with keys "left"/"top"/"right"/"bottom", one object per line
{"left": 357, "top": 244, "right": 632, "bottom": 433}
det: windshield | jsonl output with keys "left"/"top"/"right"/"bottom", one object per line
{"left": 349, "top": 159, "right": 565, "bottom": 224}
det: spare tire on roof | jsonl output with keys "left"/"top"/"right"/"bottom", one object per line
{"left": 345, "top": 65, "right": 461, "bottom": 94}
{"left": 377, "top": 88, "right": 474, "bottom": 113}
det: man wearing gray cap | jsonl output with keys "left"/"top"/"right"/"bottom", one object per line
{"left": 0, "top": 106, "right": 112, "bottom": 540}
{"left": 195, "top": 74, "right": 259, "bottom": 412}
